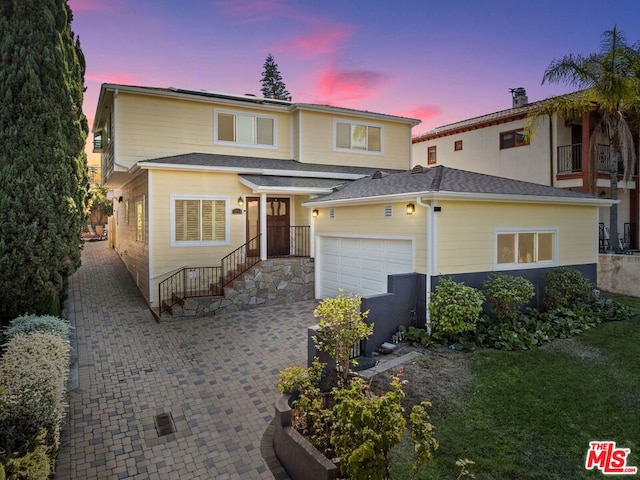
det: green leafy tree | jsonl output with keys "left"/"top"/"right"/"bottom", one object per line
{"left": 260, "top": 53, "right": 292, "bottom": 101}
{"left": 527, "top": 26, "right": 640, "bottom": 251}
{"left": 313, "top": 290, "right": 373, "bottom": 386}
{"left": 0, "top": 0, "right": 89, "bottom": 322}
{"left": 87, "top": 184, "right": 113, "bottom": 226}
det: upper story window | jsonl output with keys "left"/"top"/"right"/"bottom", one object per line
{"left": 454, "top": 140, "right": 463, "bottom": 151}
{"left": 427, "top": 146, "right": 437, "bottom": 165}
{"left": 334, "top": 120, "right": 383, "bottom": 154}
{"left": 499, "top": 129, "right": 528, "bottom": 149}
{"left": 214, "top": 109, "right": 276, "bottom": 148}
{"left": 496, "top": 229, "right": 556, "bottom": 269}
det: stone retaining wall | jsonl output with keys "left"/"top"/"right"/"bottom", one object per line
{"left": 167, "top": 258, "right": 315, "bottom": 318}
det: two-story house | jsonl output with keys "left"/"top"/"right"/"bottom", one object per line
{"left": 92, "top": 84, "right": 420, "bottom": 313}
{"left": 411, "top": 88, "right": 639, "bottom": 251}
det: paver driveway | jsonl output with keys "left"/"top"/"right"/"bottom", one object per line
{"left": 56, "top": 241, "right": 316, "bottom": 479}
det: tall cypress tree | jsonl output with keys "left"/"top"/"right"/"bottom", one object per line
{"left": 260, "top": 53, "right": 292, "bottom": 101}
{"left": 0, "top": 0, "right": 89, "bottom": 322}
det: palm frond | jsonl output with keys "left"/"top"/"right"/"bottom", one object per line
{"left": 542, "top": 55, "right": 598, "bottom": 88}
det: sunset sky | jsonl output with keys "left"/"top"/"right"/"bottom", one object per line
{"left": 69, "top": 0, "right": 640, "bottom": 145}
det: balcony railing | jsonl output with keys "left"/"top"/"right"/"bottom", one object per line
{"left": 557, "top": 144, "right": 624, "bottom": 174}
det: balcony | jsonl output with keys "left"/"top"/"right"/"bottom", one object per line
{"left": 557, "top": 144, "right": 624, "bottom": 175}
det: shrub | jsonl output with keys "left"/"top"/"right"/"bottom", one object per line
{"left": 2, "top": 430, "right": 51, "bottom": 480}
{"left": 3, "top": 314, "right": 71, "bottom": 342}
{"left": 482, "top": 274, "right": 534, "bottom": 322}
{"left": 429, "top": 278, "right": 484, "bottom": 340}
{"left": 543, "top": 268, "right": 595, "bottom": 311}
{"left": 313, "top": 290, "right": 373, "bottom": 386}
{"left": 0, "top": 332, "right": 70, "bottom": 458}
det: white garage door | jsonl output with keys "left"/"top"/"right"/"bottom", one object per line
{"left": 319, "top": 237, "right": 413, "bottom": 298}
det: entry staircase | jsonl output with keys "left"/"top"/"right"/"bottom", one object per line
{"left": 158, "top": 235, "right": 261, "bottom": 316}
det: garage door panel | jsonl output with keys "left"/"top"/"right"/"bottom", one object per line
{"left": 319, "top": 237, "right": 413, "bottom": 298}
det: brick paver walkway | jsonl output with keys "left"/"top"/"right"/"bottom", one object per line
{"left": 56, "top": 241, "right": 315, "bottom": 479}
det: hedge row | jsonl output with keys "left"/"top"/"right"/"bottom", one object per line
{"left": 0, "top": 315, "right": 72, "bottom": 479}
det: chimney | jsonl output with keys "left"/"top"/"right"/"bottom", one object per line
{"left": 510, "top": 87, "right": 528, "bottom": 108}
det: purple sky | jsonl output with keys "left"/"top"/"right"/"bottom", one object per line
{"left": 69, "top": 0, "right": 640, "bottom": 143}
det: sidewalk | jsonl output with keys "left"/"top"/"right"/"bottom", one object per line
{"left": 56, "top": 241, "right": 315, "bottom": 479}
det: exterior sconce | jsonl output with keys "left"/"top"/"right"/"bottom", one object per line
{"left": 406, "top": 203, "right": 415, "bottom": 215}
{"left": 312, "top": 209, "right": 319, "bottom": 218}
{"left": 237, "top": 197, "right": 244, "bottom": 207}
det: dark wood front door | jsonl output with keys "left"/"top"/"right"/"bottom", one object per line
{"left": 267, "top": 198, "right": 290, "bottom": 257}
{"left": 245, "top": 197, "right": 290, "bottom": 257}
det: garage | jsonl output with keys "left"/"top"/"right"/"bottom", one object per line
{"left": 318, "top": 236, "right": 414, "bottom": 298}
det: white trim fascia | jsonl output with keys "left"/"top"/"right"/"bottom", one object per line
{"left": 304, "top": 191, "right": 618, "bottom": 208}
{"left": 292, "top": 104, "right": 421, "bottom": 126}
{"left": 137, "top": 162, "right": 368, "bottom": 180}
{"left": 237, "top": 176, "right": 336, "bottom": 194}
{"left": 98, "top": 84, "right": 291, "bottom": 113}
{"left": 148, "top": 171, "right": 154, "bottom": 302}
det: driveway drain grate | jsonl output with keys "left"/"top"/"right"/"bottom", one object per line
{"left": 154, "top": 413, "right": 176, "bottom": 437}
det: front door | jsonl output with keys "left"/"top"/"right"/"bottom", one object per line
{"left": 267, "top": 198, "right": 290, "bottom": 257}
{"left": 245, "top": 197, "right": 290, "bottom": 257}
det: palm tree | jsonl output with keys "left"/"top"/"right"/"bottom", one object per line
{"left": 528, "top": 26, "right": 640, "bottom": 252}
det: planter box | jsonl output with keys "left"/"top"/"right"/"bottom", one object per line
{"left": 273, "top": 393, "right": 338, "bottom": 480}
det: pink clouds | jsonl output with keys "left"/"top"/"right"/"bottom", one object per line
{"left": 275, "top": 24, "right": 354, "bottom": 59}
{"left": 68, "top": 0, "right": 113, "bottom": 13}
{"left": 394, "top": 105, "right": 442, "bottom": 126}
{"left": 85, "top": 71, "right": 137, "bottom": 85}
{"left": 212, "top": 0, "right": 289, "bottom": 24}
{"left": 313, "top": 68, "right": 390, "bottom": 103}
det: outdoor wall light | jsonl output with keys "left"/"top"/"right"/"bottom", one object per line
{"left": 406, "top": 203, "right": 415, "bottom": 215}
{"left": 312, "top": 209, "right": 319, "bottom": 218}
{"left": 237, "top": 197, "right": 244, "bottom": 207}
{"left": 118, "top": 196, "right": 123, "bottom": 203}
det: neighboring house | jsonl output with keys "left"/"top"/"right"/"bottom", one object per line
{"left": 411, "top": 89, "right": 639, "bottom": 250}
{"left": 92, "top": 84, "right": 420, "bottom": 311}
{"left": 304, "top": 165, "right": 613, "bottom": 308}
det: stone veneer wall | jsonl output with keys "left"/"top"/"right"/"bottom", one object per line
{"left": 166, "top": 258, "right": 315, "bottom": 319}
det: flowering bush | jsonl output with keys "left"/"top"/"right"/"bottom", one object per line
{"left": 3, "top": 314, "right": 71, "bottom": 342}
{"left": 0, "top": 331, "right": 70, "bottom": 474}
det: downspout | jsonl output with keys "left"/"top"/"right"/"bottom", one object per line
{"left": 416, "top": 197, "right": 434, "bottom": 333}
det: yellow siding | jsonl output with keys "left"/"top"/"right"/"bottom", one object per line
{"left": 299, "top": 110, "right": 411, "bottom": 170}
{"left": 435, "top": 201, "right": 598, "bottom": 274}
{"left": 150, "top": 170, "right": 252, "bottom": 275}
{"left": 114, "top": 171, "right": 150, "bottom": 300}
{"left": 115, "top": 93, "right": 292, "bottom": 167}
{"left": 313, "top": 203, "right": 427, "bottom": 273}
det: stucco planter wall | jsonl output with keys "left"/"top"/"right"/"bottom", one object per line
{"left": 167, "top": 258, "right": 314, "bottom": 319}
{"left": 598, "top": 253, "right": 640, "bottom": 297}
{"left": 273, "top": 393, "right": 338, "bottom": 480}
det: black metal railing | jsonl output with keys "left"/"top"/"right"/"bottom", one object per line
{"left": 158, "top": 266, "right": 222, "bottom": 315}
{"left": 158, "top": 227, "right": 311, "bottom": 316}
{"left": 267, "top": 226, "right": 311, "bottom": 258}
{"left": 558, "top": 143, "right": 582, "bottom": 173}
{"left": 599, "top": 222, "right": 633, "bottom": 253}
{"left": 221, "top": 234, "right": 261, "bottom": 287}
{"left": 558, "top": 144, "right": 624, "bottom": 174}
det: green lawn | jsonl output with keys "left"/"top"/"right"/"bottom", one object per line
{"left": 392, "top": 296, "right": 640, "bottom": 480}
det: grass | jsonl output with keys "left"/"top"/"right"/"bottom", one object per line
{"left": 391, "top": 296, "right": 640, "bottom": 480}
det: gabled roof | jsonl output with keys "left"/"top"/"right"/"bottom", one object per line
{"left": 412, "top": 91, "right": 584, "bottom": 143}
{"left": 303, "top": 165, "right": 614, "bottom": 207}
{"left": 93, "top": 84, "right": 421, "bottom": 132}
{"left": 134, "top": 153, "right": 402, "bottom": 180}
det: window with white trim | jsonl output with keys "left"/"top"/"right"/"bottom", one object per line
{"left": 496, "top": 230, "right": 556, "bottom": 267}
{"left": 171, "top": 196, "right": 230, "bottom": 246}
{"left": 334, "top": 120, "right": 382, "bottom": 153}
{"left": 135, "top": 196, "right": 145, "bottom": 243}
{"left": 214, "top": 109, "right": 276, "bottom": 148}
